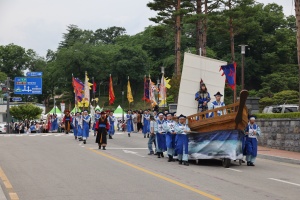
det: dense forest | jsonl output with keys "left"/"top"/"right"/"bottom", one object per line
{"left": 0, "top": 0, "right": 298, "bottom": 110}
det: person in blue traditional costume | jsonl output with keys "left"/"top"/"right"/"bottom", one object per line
{"left": 147, "top": 115, "right": 157, "bottom": 155}
{"left": 163, "top": 113, "right": 177, "bottom": 162}
{"left": 95, "top": 111, "right": 108, "bottom": 150}
{"left": 174, "top": 114, "right": 191, "bottom": 166}
{"left": 72, "top": 112, "right": 79, "bottom": 140}
{"left": 126, "top": 110, "right": 134, "bottom": 137}
{"left": 51, "top": 114, "right": 58, "bottom": 132}
{"left": 155, "top": 112, "right": 166, "bottom": 158}
{"left": 108, "top": 111, "right": 116, "bottom": 139}
{"left": 142, "top": 110, "right": 150, "bottom": 138}
{"left": 210, "top": 91, "right": 226, "bottom": 117}
{"left": 244, "top": 116, "right": 261, "bottom": 166}
{"left": 81, "top": 110, "right": 90, "bottom": 144}
{"left": 195, "top": 82, "right": 211, "bottom": 113}
{"left": 77, "top": 112, "right": 83, "bottom": 141}
{"left": 93, "top": 109, "right": 101, "bottom": 136}
{"left": 63, "top": 111, "right": 72, "bottom": 134}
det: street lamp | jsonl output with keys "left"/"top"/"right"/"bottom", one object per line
{"left": 239, "top": 44, "right": 248, "bottom": 90}
{"left": 122, "top": 91, "right": 124, "bottom": 122}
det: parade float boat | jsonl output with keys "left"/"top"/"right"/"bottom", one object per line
{"left": 187, "top": 90, "right": 249, "bottom": 133}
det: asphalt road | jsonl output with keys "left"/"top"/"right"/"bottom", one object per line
{"left": 0, "top": 132, "right": 299, "bottom": 200}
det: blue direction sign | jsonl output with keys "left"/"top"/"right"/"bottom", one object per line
{"left": 26, "top": 72, "right": 43, "bottom": 77}
{"left": 12, "top": 97, "right": 22, "bottom": 102}
{"left": 14, "top": 77, "right": 42, "bottom": 95}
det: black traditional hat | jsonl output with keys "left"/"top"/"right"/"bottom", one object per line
{"left": 178, "top": 114, "right": 186, "bottom": 119}
{"left": 214, "top": 91, "right": 223, "bottom": 97}
{"left": 100, "top": 111, "right": 106, "bottom": 115}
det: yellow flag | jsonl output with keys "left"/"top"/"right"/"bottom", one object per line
{"left": 127, "top": 79, "right": 134, "bottom": 103}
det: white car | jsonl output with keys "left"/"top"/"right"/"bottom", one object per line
{"left": 0, "top": 124, "right": 7, "bottom": 133}
{"left": 263, "top": 104, "right": 299, "bottom": 114}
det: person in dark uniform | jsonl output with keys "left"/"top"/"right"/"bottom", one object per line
{"left": 63, "top": 110, "right": 72, "bottom": 134}
{"left": 95, "top": 111, "right": 108, "bottom": 150}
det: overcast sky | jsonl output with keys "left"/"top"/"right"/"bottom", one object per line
{"left": 0, "top": 0, "right": 294, "bottom": 57}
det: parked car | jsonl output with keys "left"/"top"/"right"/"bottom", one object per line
{"left": 0, "top": 124, "right": 7, "bottom": 133}
{"left": 262, "top": 104, "right": 299, "bottom": 114}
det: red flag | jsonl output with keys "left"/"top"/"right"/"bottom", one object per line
{"left": 108, "top": 75, "right": 115, "bottom": 105}
{"left": 142, "top": 76, "right": 150, "bottom": 102}
{"left": 93, "top": 82, "right": 97, "bottom": 93}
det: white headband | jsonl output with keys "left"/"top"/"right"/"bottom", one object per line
{"left": 250, "top": 117, "right": 255, "bottom": 120}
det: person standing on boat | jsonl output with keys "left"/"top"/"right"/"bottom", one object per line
{"left": 108, "top": 111, "right": 116, "bottom": 139}
{"left": 155, "top": 112, "right": 166, "bottom": 158}
{"left": 163, "top": 113, "right": 177, "bottom": 162}
{"left": 244, "top": 116, "right": 261, "bottom": 166}
{"left": 210, "top": 92, "right": 226, "bottom": 117}
{"left": 174, "top": 114, "right": 191, "bottom": 166}
{"left": 195, "top": 82, "right": 211, "bottom": 113}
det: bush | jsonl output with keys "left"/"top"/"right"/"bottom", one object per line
{"left": 254, "top": 112, "right": 300, "bottom": 119}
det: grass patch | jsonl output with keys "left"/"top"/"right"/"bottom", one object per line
{"left": 254, "top": 112, "right": 300, "bottom": 119}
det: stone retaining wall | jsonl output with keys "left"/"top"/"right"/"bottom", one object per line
{"left": 256, "top": 119, "right": 300, "bottom": 152}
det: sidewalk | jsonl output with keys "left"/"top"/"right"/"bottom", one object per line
{"left": 258, "top": 146, "right": 300, "bottom": 165}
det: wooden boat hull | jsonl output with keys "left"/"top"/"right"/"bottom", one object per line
{"left": 187, "top": 90, "right": 249, "bottom": 133}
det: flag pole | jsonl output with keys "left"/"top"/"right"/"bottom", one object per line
{"left": 143, "top": 75, "right": 146, "bottom": 110}
{"left": 92, "top": 77, "right": 95, "bottom": 107}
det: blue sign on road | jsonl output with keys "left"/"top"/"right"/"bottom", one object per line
{"left": 26, "top": 72, "right": 43, "bottom": 77}
{"left": 12, "top": 97, "right": 22, "bottom": 102}
{"left": 14, "top": 77, "right": 43, "bottom": 95}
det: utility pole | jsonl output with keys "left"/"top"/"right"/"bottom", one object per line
{"left": 295, "top": 0, "right": 300, "bottom": 108}
{"left": 175, "top": 0, "right": 181, "bottom": 76}
{"left": 239, "top": 44, "right": 248, "bottom": 90}
{"left": 6, "top": 77, "right": 11, "bottom": 134}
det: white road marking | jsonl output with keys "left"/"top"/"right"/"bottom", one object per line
{"left": 109, "top": 148, "right": 148, "bottom": 150}
{"left": 269, "top": 178, "right": 300, "bottom": 187}
{"left": 225, "top": 168, "right": 242, "bottom": 172}
{"left": 123, "top": 150, "right": 145, "bottom": 157}
{"left": 28, "top": 135, "right": 36, "bottom": 136}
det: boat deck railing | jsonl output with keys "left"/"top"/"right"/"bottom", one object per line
{"left": 188, "top": 102, "right": 240, "bottom": 123}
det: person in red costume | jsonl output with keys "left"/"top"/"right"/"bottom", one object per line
{"left": 62, "top": 110, "right": 73, "bottom": 134}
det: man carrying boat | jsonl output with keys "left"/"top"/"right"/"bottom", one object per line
{"left": 174, "top": 114, "right": 191, "bottom": 166}
{"left": 244, "top": 116, "right": 261, "bottom": 166}
{"left": 195, "top": 82, "right": 211, "bottom": 113}
{"left": 210, "top": 91, "right": 226, "bottom": 117}
{"left": 163, "top": 113, "right": 177, "bottom": 162}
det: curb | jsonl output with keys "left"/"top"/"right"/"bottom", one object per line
{"left": 258, "top": 154, "right": 300, "bottom": 165}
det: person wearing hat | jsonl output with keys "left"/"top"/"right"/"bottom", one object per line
{"left": 108, "top": 111, "right": 116, "bottom": 139}
{"left": 76, "top": 112, "right": 83, "bottom": 141}
{"left": 210, "top": 91, "right": 226, "bottom": 117}
{"left": 155, "top": 112, "right": 166, "bottom": 158}
{"left": 93, "top": 109, "right": 101, "bottom": 136}
{"left": 163, "top": 113, "right": 177, "bottom": 162}
{"left": 174, "top": 114, "right": 191, "bottom": 166}
{"left": 244, "top": 116, "right": 261, "bottom": 166}
{"left": 142, "top": 110, "right": 150, "bottom": 138}
{"left": 81, "top": 110, "right": 90, "bottom": 144}
{"left": 73, "top": 112, "right": 81, "bottom": 140}
{"left": 95, "top": 111, "right": 108, "bottom": 150}
{"left": 195, "top": 82, "right": 211, "bottom": 113}
{"left": 62, "top": 111, "right": 72, "bottom": 134}
{"left": 148, "top": 115, "right": 157, "bottom": 155}
{"left": 126, "top": 110, "right": 134, "bottom": 137}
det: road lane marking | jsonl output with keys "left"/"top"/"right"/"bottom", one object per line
{"left": 109, "top": 148, "right": 148, "bottom": 150}
{"left": 88, "top": 148, "right": 221, "bottom": 200}
{"left": 122, "top": 150, "right": 145, "bottom": 157}
{"left": 0, "top": 167, "right": 19, "bottom": 200}
{"left": 268, "top": 178, "right": 300, "bottom": 187}
{"left": 225, "top": 168, "right": 242, "bottom": 172}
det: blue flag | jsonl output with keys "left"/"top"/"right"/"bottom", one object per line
{"left": 220, "top": 63, "right": 236, "bottom": 90}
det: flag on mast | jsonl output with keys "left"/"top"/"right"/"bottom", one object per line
{"left": 159, "top": 74, "right": 167, "bottom": 107}
{"left": 109, "top": 74, "right": 115, "bottom": 105}
{"left": 149, "top": 76, "right": 158, "bottom": 107}
{"left": 84, "top": 71, "right": 93, "bottom": 106}
{"left": 92, "top": 77, "right": 97, "bottom": 94}
{"left": 127, "top": 77, "right": 134, "bottom": 103}
{"left": 142, "top": 75, "right": 150, "bottom": 102}
{"left": 220, "top": 62, "right": 236, "bottom": 90}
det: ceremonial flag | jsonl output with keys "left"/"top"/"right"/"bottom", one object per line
{"left": 159, "top": 74, "right": 167, "bottom": 107}
{"left": 220, "top": 62, "right": 236, "bottom": 90}
{"left": 72, "top": 76, "right": 84, "bottom": 101}
{"left": 84, "top": 72, "right": 93, "bottom": 106}
{"left": 127, "top": 77, "right": 134, "bottom": 103}
{"left": 92, "top": 78, "right": 97, "bottom": 94}
{"left": 109, "top": 74, "right": 115, "bottom": 105}
{"left": 142, "top": 75, "right": 150, "bottom": 102}
{"left": 149, "top": 77, "right": 158, "bottom": 107}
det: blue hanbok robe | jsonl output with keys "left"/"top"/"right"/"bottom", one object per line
{"left": 163, "top": 120, "right": 177, "bottom": 155}
{"left": 210, "top": 101, "right": 226, "bottom": 117}
{"left": 108, "top": 115, "right": 116, "bottom": 135}
{"left": 51, "top": 118, "right": 58, "bottom": 132}
{"left": 73, "top": 117, "right": 78, "bottom": 137}
{"left": 174, "top": 123, "right": 190, "bottom": 161}
{"left": 82, "top": 115, "right": 90, "bottom": 140}
{"left": 155, "top": 119, "right": 166, "bottom": 152}
{"left": 93, "top": 114, "right": 101, "bottom": 131}
{"left": 244, "top": 123, "right": 261, "bottom": 158}
{"left": 195, "top": 91, "right": 211, "bottom": 112}
{"left": 142, "top": 114, "right": 150, "bottom": 135}
{"left": 126, "top": 114, "right": 134, "bottom": 133}
{"left": 77, "top": 116, "right": 83, "bottom": 138}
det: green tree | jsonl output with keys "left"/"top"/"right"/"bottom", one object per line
{"left": 10, "top": 104, "right": 43, "bottom": 121}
